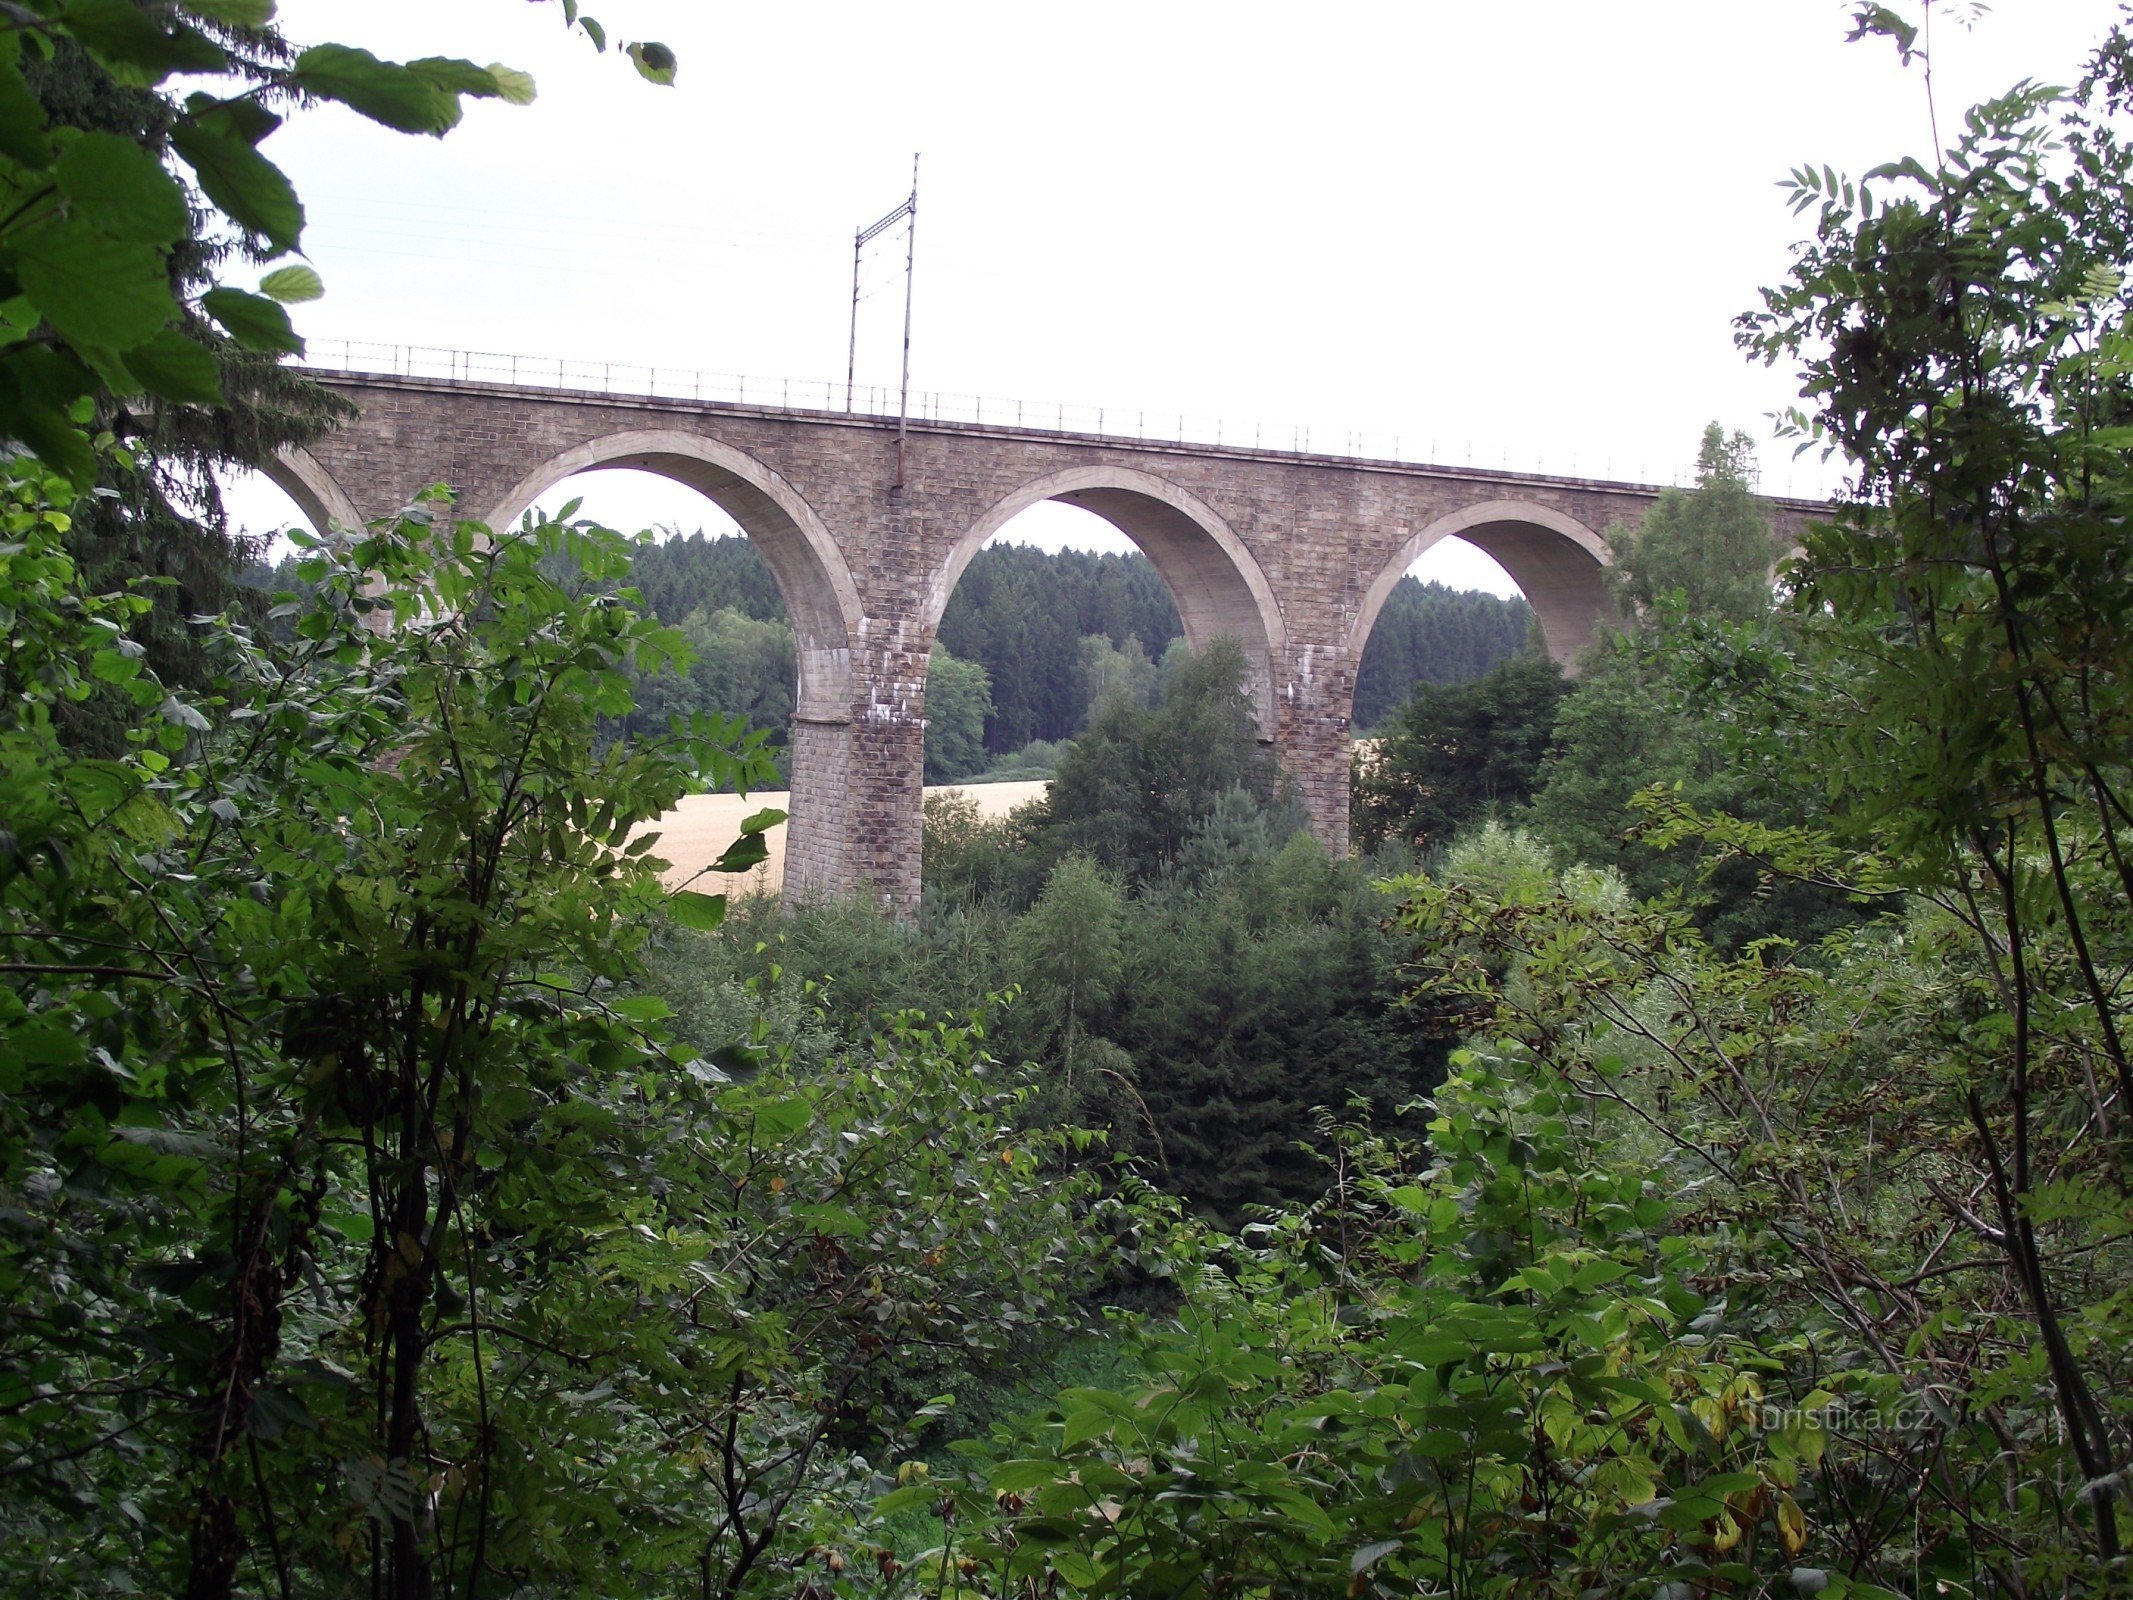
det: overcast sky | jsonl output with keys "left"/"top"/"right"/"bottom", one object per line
{"left": 226, "top": 1, "right": 2114, "bottom": 596}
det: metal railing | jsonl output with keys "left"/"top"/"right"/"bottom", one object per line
{"left": 297, "top": 337, "right": 1821, "bottom": 496}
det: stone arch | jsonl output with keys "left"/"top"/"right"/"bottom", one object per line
{"left": 1350, "top": 498, "right": 1618, "bottom": 673}
{"left": 262, "top": 445, "right": 364, "bottom": 537}
{"left": 484, "top": 428, "right": 866, "bottom": 900}
{"left": 484, "top": 429, "right": 861, "bottom": 722}
{"left": 929, "top": 466, "right": 1287, "bottom": 736}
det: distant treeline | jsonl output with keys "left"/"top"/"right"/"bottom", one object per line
{"left": 620, "top": 533, "right": 1535, "bottom": 752}
{"left": 244, "top": 531, "right": 1533, "bottom": 767}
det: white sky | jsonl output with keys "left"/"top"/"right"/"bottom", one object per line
{"left": 224, "top": 1, "right": 2113, "bottom": 599}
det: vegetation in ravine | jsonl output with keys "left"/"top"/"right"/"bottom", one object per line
{"left": 10, "top": 3, "right": 2133, "bottom": 1598}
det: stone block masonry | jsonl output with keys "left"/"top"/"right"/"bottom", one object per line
{"left": 280, "top": 371, "right": 1822, "bottom": 912}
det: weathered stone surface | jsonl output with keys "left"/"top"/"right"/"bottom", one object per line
{"left": 277, "top": 372, "right": 1820, "bottom": 910}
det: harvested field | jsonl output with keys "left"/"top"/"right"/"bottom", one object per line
{"left": 641, "top": 780, "right": 1051, "bottom": 898}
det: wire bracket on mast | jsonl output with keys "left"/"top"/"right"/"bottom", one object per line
{"left": 844, "top": 157, "right": 920, "bottom": 493}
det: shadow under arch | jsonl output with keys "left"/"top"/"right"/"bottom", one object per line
{"left": 484, "top": 428, "right": 866, "bottom": 902}
{"left": 1351, "top": 498, "right": 1618, "bottom": 674}
{"left": 261, "top": 445, "right": 364, "bottom": 538}
{"left": 929, "top": 466, "right": 1287, "bottom": 737}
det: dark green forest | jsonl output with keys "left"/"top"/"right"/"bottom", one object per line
{"left": 602, "top": 532, "right": 1533, "bottom": 777}
{"left": 258, "top": 533, "right": 1531, "bottom": 783}
{"left": 9, "top": 6, "right": 2133, "bottom": 1599}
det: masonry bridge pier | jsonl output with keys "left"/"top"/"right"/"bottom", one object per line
{"left": 276, "top": 369, "right": 1818, "bottom": 911}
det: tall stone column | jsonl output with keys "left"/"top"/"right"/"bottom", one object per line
{"left": 841, "top": 627, "right": 929, "bottom": 912}
{"left": 1274, "top": 632, "right": 1358, "bottom": 860}
{"left": 782, "top": 716, "right": 854, "bottom": 901}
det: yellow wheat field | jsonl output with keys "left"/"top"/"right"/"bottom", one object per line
{"left": 638, "top": 780, "right": 1052, "bottom": 898}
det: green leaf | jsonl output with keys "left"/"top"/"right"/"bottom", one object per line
{"left": 789, "top": 1202, "right": 866, "bottom": 1238}
{"left": 0, "top": 53, "right": 51, "bottom": 167}
{"left": 405, "top": 56, "right": 528, "bottom": 105}
{"left": 711, "top": 831, "right": 771, "bottom": 875}
{"left": 201, "top": 287, "right": 302, "bottom": 354}
{"left": 123, "top": 328, "right": 223, "bottom": 404}
{"left": 1, "top": 365, "right": 99, "bottom": 484}
{"left": 171, "top": 118, "right": 303, "bottom": 250}
{"left": 1048, "top": 1552, "right": 1104, "bottom": 1591}
{"left": 873, "top": 1482, "right": 935, "bottom": 1516}
{"left": 291, "top": 44, "right": 464, "bottom": 135}
{"left": 58, "top": 0, "right": 228, "bottom": 86}
{"left": 989, "top": 1458, "right": 1063, "bottom": 1493}
{"left": 1059, "top": 1407, "right": 1112, "bottom": 1448}
{"left": 749, "top": 1096, "right": 812, "bottom": 1140}
{"left": 14, "top": 221, "right": 172, "bottom": 347}
{"left": 626, "top": 41, "right": 677, "bottom": 85}
{"left": 738, "top": 806, "right": 785, "bottom": 836}
{"left": 611, "top": 995, "right": 672, "bottom": 1023}
{"left": 667, "top": 889, "right": 727, "bottom": 930}
{"left": 487, "top": 64, "right": 537, "bottom": 105}
{"left": 258, "top": 263, "right": 323, "bottom": 303}
{"left": 56, "top": 131, "right": 189, "bottom": 245}
{"left": 182, "top": 0, "right": 277, "bottom": 23}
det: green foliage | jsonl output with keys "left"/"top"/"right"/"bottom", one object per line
{"left": 1352, "top": 576, "right": 1537, "bottom": 731}
{"left": 940, "top": 542, "right": 1181, "bottom": 753}
{"left": 620, "top": 537, "right": 1532, "bottom": 765}
{"left": 749, "top": 817, "right": 1444, "bottom": 1221}
{"left": 839, "top": 1060, "right": 1819, "bottom": 1600}
{"left": 1351, "top": 652, "right": 1566, "bottom": 856}
{"left": 1608, "top": 423, "right": 1782, "bottom": 621}
{"left": 924, "top": 644, "right": 993, "bottom": 783}
{"left": 0, "top": 474, "right": 773, "bottom": 1592}
{"left": 626, "top": 526, "right": 788, "bottom": 624}
{"left": 1078, "top": 630, "right": 1160, "bottom": 714}
{"left": 971, "top": 736, "right": 1066, "bottom": 783}
{"left": 1384, "top": 805, "right": 2132, "bottom": 1592}
{"left": 1730, "top": 27, "right": 2133, "bottom": 1568}
{"left": 623, "top": 602, "right": 796, "bottom": 767}
{"left": 0, "top": 457, "right": 1115, "bottom": 1595}
{"left": 1033, "top": 636, "right": 1288, "bottom": 887}
{"left": 921, "top": 788, "right": 1045, "bottom": 908}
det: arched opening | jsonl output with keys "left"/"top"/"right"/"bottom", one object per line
{"left": 260, "top": 447, "right": 363, "bottom": 541}
{"left": 1350, "top": 500, "right": 1616, "bottom": 700}
{"left": 1348, "top": 532, "right": 1537, "bottom": 735}
{"left": 218, "top": 448, "right": 361, "bottom": 553}
{"left": 921, "top": 497, "right": 1185, "bottom": 790}
{"left": 929, "top": 467, "right": 1285, "bottom": 760}
{"left": 486, "top": 431, "right": 863, "bottom": 903}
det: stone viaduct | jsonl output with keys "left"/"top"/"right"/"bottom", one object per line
{"left": 274, "top": 369, "right": 1819, "bottom": 910}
